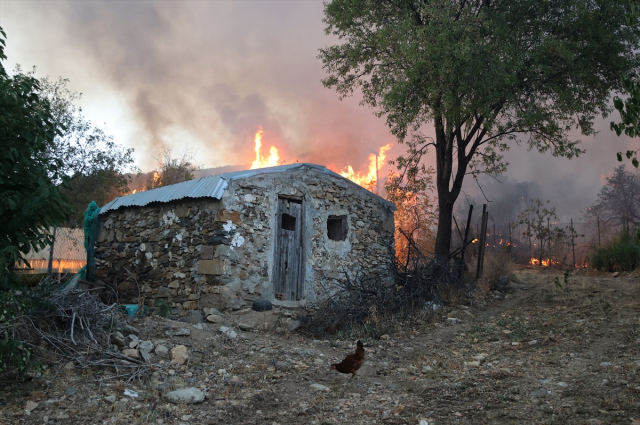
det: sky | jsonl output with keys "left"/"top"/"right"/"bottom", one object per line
{"left": 1, "top": 0, "right": 638, "bottom": 222}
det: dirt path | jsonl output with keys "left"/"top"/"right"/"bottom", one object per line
{"left": 1, "top": 269, "right": 640, "bottom": 424}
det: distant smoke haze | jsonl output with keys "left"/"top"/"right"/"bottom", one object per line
{"left": 2, "top": 0, "right": 638, "bottom": 220}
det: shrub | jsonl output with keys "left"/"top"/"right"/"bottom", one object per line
{"left": 590, "top": 230, "right": 640, "bottom": 272}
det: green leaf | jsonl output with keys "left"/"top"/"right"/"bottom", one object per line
{"left": 617, "top": 152, "right": 623, "bottom": 162}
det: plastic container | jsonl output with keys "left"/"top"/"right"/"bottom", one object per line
{"left": 119, "top": 304, "right": 147, "bottom": 317}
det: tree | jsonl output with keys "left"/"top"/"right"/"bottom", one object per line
{"left": 31, "top": 74, "right": 138, "bottom": 224}
{"left": 320, "top": 0, "right": 640, "bottom": 256}
{"left": 146, "top": 148, "right": 199, "bottom": 190}
{"left": 586, "top": 165, "right": 640, "bottom": 231}
{"left": 517, "top": 199, "right": 558, "bottom": 263}
{"left": 0, "top": 27, "right": 72, "bottom": 287}
{"left": 611, "top": 0, "right": 640, "bottom": 169}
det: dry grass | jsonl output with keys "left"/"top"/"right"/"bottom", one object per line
{"left": 466, "top": 249, "right": 515, "bottom": 294}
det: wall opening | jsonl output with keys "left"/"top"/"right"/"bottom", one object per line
{"left": 327, "top": 215, "right": 348, "bottom": 241}
{"left": 281, "top": 213, "right": 296, "bottom": 231}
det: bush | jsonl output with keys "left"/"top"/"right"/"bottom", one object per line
{"left": 590, "top": 230, "right": 640, "bottom": 272}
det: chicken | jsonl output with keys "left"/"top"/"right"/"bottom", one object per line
{"left": 330, "top": 340, "right": 365, "bottom": 378}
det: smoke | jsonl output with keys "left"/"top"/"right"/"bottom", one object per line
{"left": 2, "top": 1, "right": 398, "bottom": 174}
{"left": 2, "top": 0, "right": 638, "bottom": 217}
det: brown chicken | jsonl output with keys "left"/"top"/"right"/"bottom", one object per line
{"left": 330, "top": 340, "right": 365, "bottom": 378}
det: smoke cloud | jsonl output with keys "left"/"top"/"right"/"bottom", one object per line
{"left": 2, "top": 0, "right": 638, "bottom": 220}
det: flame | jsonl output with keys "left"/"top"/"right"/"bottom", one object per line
{"left": 472, "top": 238, "right": 479, "bottom": 243}
{"left": 529, "top": 258, "right": 559, "bottom": 267}
{"left": 132, "top": 190, "right": 137, "bottom": 194}
{"left": 338, "top": 144, "right": 392, "bottom": 192}
{"left": 250, "top": 127, "right": 279, "bottom": 169}
{"left": 23, "top": 259, "right": 86, "bottom": 273}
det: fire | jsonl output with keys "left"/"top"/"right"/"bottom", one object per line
{"left": 472, "top": 238, "right": 479, "bottom": 243}
{"left": 132, "top": 190, "right": 137, "bottom": 194}
{"left": 529, "top": 258, "right": 560, "bottom": 267}
{"left": 338, "top": 144, "right": 392, "bottom": 193}
{"left": 250, "top": 127, "right": 279, "bottom": 169}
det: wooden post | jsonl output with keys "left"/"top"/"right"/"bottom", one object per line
{"left": 571, "top": 218, "right": 576, "bottom": 268}
{"left": 508, "top": 222, "right": 512, "bottom": 254}
{"left": 476, "top": 204, "right": 488, "bottom": 279}
{"left": 528, "top": 221, "right": 532, "bottom": 261}
{"left": 459, "top": 205, "right": 474, "bottom": 279}
{"left": 597, "top": 216, "right": 601, "bottom": 247}
{"left": 47, "top": 225, "right": 57, "bottom": 278}
{"left": 547, "top": 218, "right": 551, "bottom": 264}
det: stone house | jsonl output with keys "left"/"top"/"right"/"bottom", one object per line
{"left": 94, "top": 163, "right": 396, "bottom": 311}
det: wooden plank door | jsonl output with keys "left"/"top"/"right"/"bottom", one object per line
{"left": 273, "top": 197, "right": 304, "bottom": 301}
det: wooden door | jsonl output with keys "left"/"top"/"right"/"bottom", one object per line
{"left": 273, "top": 197, "right": 304, "bottom": 301}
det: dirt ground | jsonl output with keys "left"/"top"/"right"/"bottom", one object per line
{"left": 2, "top": 267, "right": 640, "bottom": 425}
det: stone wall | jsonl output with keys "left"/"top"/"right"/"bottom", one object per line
{"left": 94, "top": 167, "right": 395, "bottom": 311}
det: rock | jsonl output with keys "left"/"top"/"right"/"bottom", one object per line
{"left": 380, "top": 334, "right": 390, "bottom": 340}
{"left": 310, "top": 383, "right": 329, "bottom": 391}
{"left": 612, "top": 271, "right": 620, "bottom": 277}
{"left": 508, "top": 282, "right": 528, "bottom": 290}
{"left": 24, "top": 400, "right": 38, "bottom": 413}
{"left": 314, "top": 358, "right": 325, "bottom": 365}
{"left": 586, "top": 419, "right": 603, "bottom": 425}
{"left": 110, "top": 332, "right": 126, "bottom": 349}
{"left": 556, "top": 382, "right": 568, "bottom": 387}
{"left": 204, "top": 307, "right": 225, "bottom": 317}
{"left": 122, "top": 324, "right": 140, "bottom": 336}
{"left": 164, "top": 388, "right": 205, "bottom": 404}
{"left": 237, "top": 322, "right": 254, "bottom": 331}
{"left": 104, "top": 395, "right": 117, "bottom": 404}
{"left": 140, "top": 348, "right": 152, "bottom": 363}
{"left": 464, "top": 361, "right": 480, "bottom": 368}
{"left": 155, "top": 345, "right": 169, "bottom": 357}
{"left": 123, "top": 349, "right": 140, "bottom": 359}
{"left": 490, "top": 277, "right": 509, "bottom": 291}
{"left": 447, "top": 317, "right": 462, "bottom": 324}
{"left": 189, "top": 310, "right": 205, "bottom": 324}
{"left": 528, "top": 340, "right": 538, "bottom": 345}
{"left": 139, "top": 340, "right": 154, "bottom": 351}
{"left": 129, "top": 340, "right": 139, "bottom": 349}
{"left": 170, "top": 345, "right": 189, "bottom": 365}
{"left": 275, "top": 361, "right": 291, "bottom": 371}
{"left": 530, "top": 388, "right": 547, "bottom": 397}
{"left": 252, "top": 299, "right": 273, "bottom": 312}
{"left": 206, "top": 314, "right": 224, "bottom": 323}
{"left": 64, "top": 387, "right": 77, "bottom": 395}
{"left": 219, "top": 326, "right": 238, "bottom": 339}
{"left": 200, "top": 286, "right": 243, "bottom": 310}
{"left": 228, "top": 376, "right": 243, "bottom": 386}
{"left": 287, "top": 320, "right": 301, "bottom": 331}
{"left": 393, "top": 405, "right": 405, "bottom": 415}
{"left": 165, "top": 328, "right": 191, "bottom": 337}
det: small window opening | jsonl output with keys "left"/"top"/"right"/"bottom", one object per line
{"left": 281, "top": 213, "right": 296, "bottom": 231}
{"left": 327, "top": 215, "right": 348, "bottom": 241}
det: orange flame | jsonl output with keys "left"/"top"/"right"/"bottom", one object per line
{"left": 250, "top": 127, "right": 279, "bottom": 169}
{"left": 339, "top": 144, "right": 392, "bottom": 192}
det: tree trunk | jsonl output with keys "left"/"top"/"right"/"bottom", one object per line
{"left": 435, "top": 195, "right": 454, "bottom": 257}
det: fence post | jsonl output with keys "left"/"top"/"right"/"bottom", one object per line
{"left": 528, "top": 221, "right": 532, "bottom": 261}
{"left": 508, "top": 222, "right": 512, "bottom": 254}
{"left": 47, "top": 225, "right": 57, "bottom": 278}
{"left": 571, "top": 218, "right": 576, "bottom": 268}
{"left": 459, "top": 205, "right": 474, "bottom": 279}
{"left": 597, "top": 216, "right": 601, "bottom": 247}
{"left": 476, "top": 204, "right": 488, "bottom": 279}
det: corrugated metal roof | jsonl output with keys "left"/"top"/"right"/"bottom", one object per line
{"left": 100, "top": 163, "right": 396, "bottom": 214}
